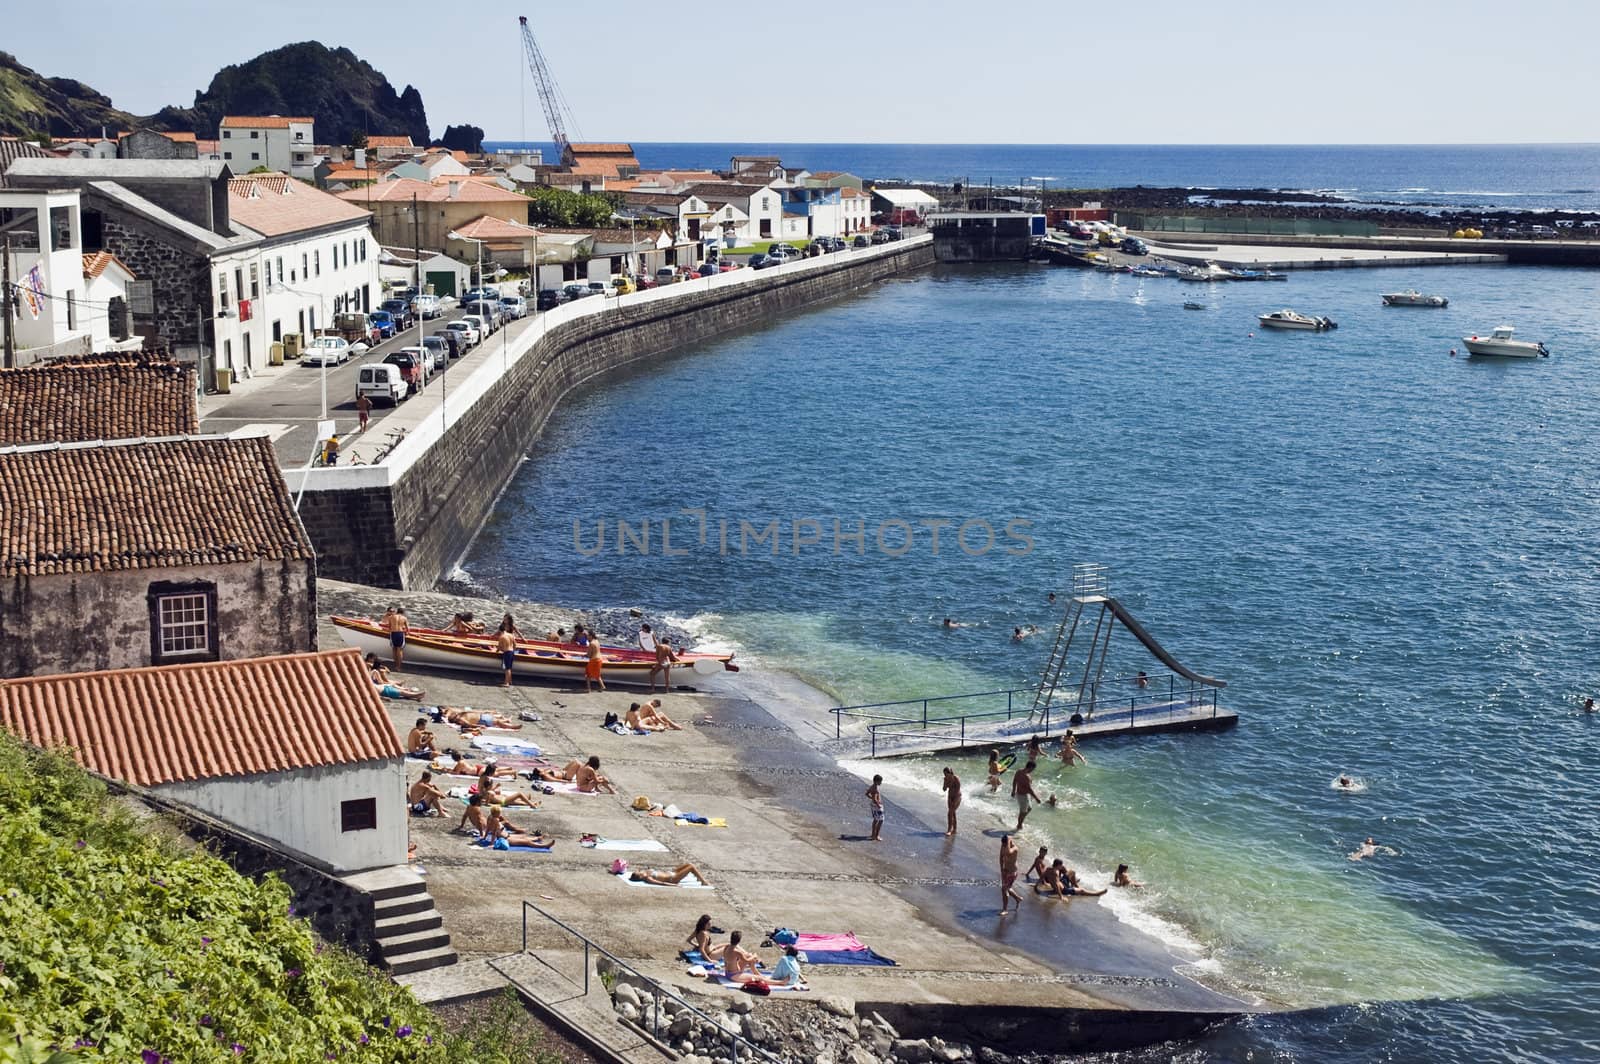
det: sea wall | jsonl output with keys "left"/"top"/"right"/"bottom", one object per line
{"left": 296, "top": 238, "right": 935, "bottom": 589}
{"left": 1129, "top": 229, "right": 1600, "bottom": 266}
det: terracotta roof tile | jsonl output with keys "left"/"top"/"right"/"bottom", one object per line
{"left": 450, "top": 215, "right": 541, "bottom": 240}
{"left": 335, "top": 178, "right": 527, "bottom": 205}
{"left": 566, "top": 143, "right": 635, "bottom": 154}
{"left": 0, "top": 650, "right": 402, "bottom": 786}
{"left": 365, "top": 135, "right": 414, "bottom": 148}
{"left": 81, "top": 250, "right": 136, "bottom": 280}
{"left": 220, "top": 116, "right": 314, "bottom": 129}
{"left": 0, "top": 435, "right": 313, "bottom": 577}
{"left": 228, "top": 174, "right": 373, "bottom": 237}
{"left": 0, "top": 360, "right": 192, "bottom": 446}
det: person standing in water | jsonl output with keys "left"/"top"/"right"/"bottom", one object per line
{"left": 986, "top": 749, "right": 1007, "bottom": 792}
{"left": 1058, "top": 731, "right": 1087, "bottom": 767}
{"left": 1012, "top": 760, "right": 1042, "bottom": 832}
{"left": 942, "top": 767, "right": 962, "bottom": 836}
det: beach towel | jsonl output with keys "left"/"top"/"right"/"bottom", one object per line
{"left": 794, "top": 932, "right": 868, "bottom": 952}
{"left": 715, "top": 975, "right": 808, "bottom": 992}
{"left": 794, "top": 932, "right": 897, "bottom": 966}
{"left": 680, "top": 950, "right": 767, "bottom": 972}
{"left": 471, "top": 736, "right": 543, "bottom": 756}
{"left": 544, "top": 780, "right": 601, "bottom": 797}
{"left": 673, "top": 816, "right": 727, "bottom": 828}
{"left": 616, "top": 872, "right": 712, "bottom": 890}
{"left": 581, "top": 838, "right": 669, "bottom": 852}
{"left": 468, "top": 836, "right": 552, "bottom": 853}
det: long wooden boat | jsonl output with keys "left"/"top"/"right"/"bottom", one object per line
{"left": 331, "top": 615, "right": 738, "bottom": 685}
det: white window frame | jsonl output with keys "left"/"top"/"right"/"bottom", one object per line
{"left": 156, "top": 592, "right": 211, "bottom": 658}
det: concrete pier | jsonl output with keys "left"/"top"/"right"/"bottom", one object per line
{"left": 1133, "top": 236, "right": 1505, "bottom": 270}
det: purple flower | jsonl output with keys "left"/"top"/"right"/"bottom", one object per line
{"left": 200, "top": 1016, "right": 214, "bottom": 1027}
{"left": 425, "top": 1035, "right": 433, "bottom": 1045}
{"left": 286, "top": 968, "right": 302, "bottom": 979}
{"left": 231, "top": 1044, "right": 245, "bottom": 1055}
{"left": 73, "top": 1039, "right": 96, "bottom": 1048}
{"left": 381, "top": 1016, "right": 391, "bottom": 1028}
{"left": 201, "top": 936, "right": 212, "bottom": 949}
{"left": 287, "top": 905, "right": 297, "bottom": 916}
{"left": 74, "top": 839, "right": 86, "bottom": 849}
{"left": 142, "top": 1051, "right": 162, "bottom": 1064}
{"left": 396, "top": 1026, "right": 412, "bottom": 1039}
{"left": 359, "top": 1034, "right": 369, "bottom": 1045}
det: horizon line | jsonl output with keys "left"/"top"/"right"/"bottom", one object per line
{"left": 477, "top": 140, "right": 1600, "bottom": 149}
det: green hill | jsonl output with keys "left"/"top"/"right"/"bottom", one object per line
{"left": 0, "top": 51, "right": 141, "bottom": 138}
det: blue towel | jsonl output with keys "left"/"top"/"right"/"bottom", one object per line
{"left": 800, "top": 948, "right": 897, "bottom": 967}
{"left": 677, "top": 813, "right": 710, "bottom": 825}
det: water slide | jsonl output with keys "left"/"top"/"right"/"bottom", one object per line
{"left": 1103, "top": 597, "right": 1227, "bottom": 689}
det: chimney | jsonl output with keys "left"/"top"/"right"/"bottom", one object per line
{"left": 448, "top": 181, "right": 461, "bottom": 200}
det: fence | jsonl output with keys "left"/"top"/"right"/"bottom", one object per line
{"left": 1119, "top": 215, "right": 1379, "bottom": 238}
{"left": 517, "top": 901, "right": 783, "bottom": 1064}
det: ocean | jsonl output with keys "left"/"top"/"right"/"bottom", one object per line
{"left": 460, "top": 146, "right": 1600, "bottom": 1061}
{"left": 483, "top": 140, "right": 1600, "bottom": 213}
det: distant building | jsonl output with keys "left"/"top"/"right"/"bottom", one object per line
{"left": 219, "top": 116, "right": 316, "bottom": 179}
{"left": 560, "top": 142, "right": 640, "bottom": 179}
{"left": 389, "top": 149, "right": 470, "bottom": 183}
{"left": 336, "top": 177, "right": 530, "bottom": 252}
{"left": 870, "top": 187, "right": 941, "bottom": 224}
{"left": 0, "top": 648, "right": 407, "bottom": 873}
{"left": 729, "top": 155, "right": 789, "bottom": 181}
{"left": 0, "top": 434, "right": 317, "bottom": 677}
{"left": 119, "top": 129, "right": 199, "bottom": 161}
{"left": 0, "top": 357, "right": 197, "bottom": 447}
{"left": 51, "top": 134, "right": 120, "bottom": 161}
{"left": 684, "top": 182, "right": 788, "bottom": 244}
{"left": 804, "top": 171, "right": 865, "bottom": 192}
{"left": 364, "top": 135, "right": 416, "bottom": 161}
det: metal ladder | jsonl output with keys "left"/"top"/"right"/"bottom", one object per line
{"left": 1030, "top": 564, "right": 1114, "bottom": 722}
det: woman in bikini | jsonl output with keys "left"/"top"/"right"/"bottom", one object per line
{"left": 630, "top": 862, "right": 709, "bottom": 886}
{"left": 686, "top": 914, "right": 726, "bottom": 962}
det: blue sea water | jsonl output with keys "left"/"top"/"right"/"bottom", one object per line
{"left": 463, "top": 256, "right": 1600, "bottom": 1062}
{"left": 483, "top": 140, "right": 1600, "bottom": 212}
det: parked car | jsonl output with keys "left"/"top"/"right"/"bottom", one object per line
{"left": 436, "top": 330, "right": 462, "bottom": 360}
{"left": 357, "top": 363, "right": 407, "bottom": 406}
{"left": 852, "top": 234, "right": 869, "bottom": 248}
{"left": 383, "top": 348, "right": 429, "bottom": 393}
{"left": 654, "top": 266, "right": 678, "bottom": 286}
{"left": 420, "top": 334, "right": 449, "bottom": 372}
{"left": 717, "top": 261, "right": 740, "bottom": 272}
{"left": 561, "top": 283, "right": 591, "bottom": 301}
{"left": 379, "top": 299, "right": 415, "bottom": 329}
{"left": 536, "top": 288, "right": 566, "bottom": 311}
{"left": 870, "top": 230, "right": 892, "bottom": 245}
{"left": 460, "top": 314, "right": 493, "bottom": 340}
{"left": 770, "top": 243, "right": 801, "bottom": 258}
{"left": 411, "top": 294, "right": 443, "bottom": 319}
{"left": 498, "top": 295, "right": 527, "bottom": 319}
{"left": 1119, "top": 237, "right": 1148, "bottom": 255}
{"left": 697, "top": 262, "right": 718, "bottom": 277}
{"left": 368, "top": 311, "right": 398, "bottom": 339}
{"left": 748, "top": 253, "right": 771, "bottom": 270}
{"left": 884, "top": 226, "right": 903, "bottom": 241}
{"left": 612, "top": 275, "right": 636, "bottom": 295}
{"left": 301, "top": 336, "right": 352, "bottom": 367}
{"left": 461, "top": 286, "right": 499, "bottom": 305}
{"left": 633, "top": 273, "right": 659, "bottom": 290}
{"left": 586, "top": 281, "right": 607, "bottom": 297}
{"left": 444, "top": 320, "right": 480, "bottom": 347}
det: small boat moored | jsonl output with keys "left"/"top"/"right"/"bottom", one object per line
{"left": 1258, "top": 309, "right": 1337, "bottom": 331}
{"left": 1383, "top": 290, "right": 1449, "bottom": 307}
{"left": 1462, "top": 326, "right": 1548, "bottom": 358}
{"left": 1183, "top": 301, "right": 1206, "bottom": 310}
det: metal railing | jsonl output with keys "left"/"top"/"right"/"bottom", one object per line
{"left": 831, "top": 675, "right": 1221, "bottom": 756}
{"left": 518, "top": 901, "right": 783, "bottom": 1064}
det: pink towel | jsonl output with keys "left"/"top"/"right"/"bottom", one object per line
{"left": 795, "top": 932, "right": 868, "bottom": 952}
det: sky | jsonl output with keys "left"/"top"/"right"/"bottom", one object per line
{"left": 11, "top": 0, "right": 1599, "bottom": 144}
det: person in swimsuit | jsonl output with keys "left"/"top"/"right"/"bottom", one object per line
{"left": 496, "top": 623, "right": 518, "bottom": 688}
{"left": 1113, "top": 863, "right": 1144, "bottom": 888}
{"left": 624, "top": 703, "right": 662, "bottom": 732}
{"left": 585, "top": 638, "right": 606, "bottom": 693}
{"left": 999, "top": 834, "right": 1024, "bottom": 915}
{"left": 457, "top": 793, "right": 491, "bottom": 834}
{"left": 641, "top": 699, "right": 683, "bottom": 730}
{"left": 432, "top": 751, "right": 509, "bottom": 777}
{"left": 500, "top": 614, "right": 524, "bottom": 639}
{"left": 1034, "top": 859, "right": 1069, "bottom": 898}
{"left": 1063, "top": 869, "right": 1107, "bottom": 897}
{"left": 686, "top": 914, "right": 726, "bottom": 962}
{"left": 1135, "top": 671, "right": 1150, "bottom": 689}
{"left": 383, "top": 605, "right": 409, "bottom": 671}
{"left": 866, "top": 774, "right": 884, "bottom": 842}
{"left": 1058, "top": 731, "right": 1087, "bottom": 767}
{"left": 630, "top": 862, "right": 709, "bottom": 886}
{"left": 987, "top": 749, "right": 1006, "bottom": 792}
{"left": 1026, "top": 846, "right": 1049, "bottom": 882}
{"left": 1026, "top": 735, "right": 1045, "bottom": 763}
{"left": 720, "top": 930, "right": 760, "bottom": 983}
{"left": 406, "top": 718, "right": 437, "bottom": 757}
{"left": 477, "top": 771, "right": 540, "bottom": 809}
{"left": 574, "top": 755, "right": 616, "bottom": 794}
{"left": 1012, "top": 760, "right": 1041, "bottom": 831}
{"left": 448, "top": 612, "right": 486, "bottom": 635}
{"left": 408, "top": 772, "right": 446, "bottom": 816}
{"left": 650, "top": 639, "right": 679, "bottom": 691}
{"left": 1349, "top": 837, "right": 1381, "bottom": 861}
{"left": 942, "top": 767, "right": 962, "bottom": 836}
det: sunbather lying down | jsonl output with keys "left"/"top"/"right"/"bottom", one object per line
{"left": 431, "top": 751, "right": 516, "bottom": 777}
{"left": 630, "top": 862, "right": 710, "bottom": 886}
{"left": 437, "top": 706, "right": 522, "bottom": 730}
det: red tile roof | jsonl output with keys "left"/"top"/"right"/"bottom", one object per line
{"left": 228, "top": 174, "right": 373, "bottom": 237}
{"left": 0, "top": 649, "right": 402, "bottom": 786}
{"left": 567, "top": 143, "right": 635, "bottom": 155}
{"left": 450, "top": 215, "right": 541, "bottom": 240}
{"left": 336, "top": 177, "right": 527, "bottom": 205}
{"left": 220, "top": 116, "right": 314, "bottom": 129}
{"left": 0, "top": 360, "right": 194, "bottom": 447}
{"left": 365, "top": 135, "right": 414, "bottom": 148}
{"left": 0, "top": 435, "right": 314, "bottom": 577}
{"left": 81, "top": 250, "right": 136, "bottom": 280}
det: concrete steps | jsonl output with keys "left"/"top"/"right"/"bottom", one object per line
{"left": 341, "top": 866, "right": 458, "bottom": 975}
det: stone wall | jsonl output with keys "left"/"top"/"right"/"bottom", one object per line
{"left": 97, "top": 206, "right": 214, "bottom": 348}
{"left": 299, "top": 240, "right": 936, "bottom": 588}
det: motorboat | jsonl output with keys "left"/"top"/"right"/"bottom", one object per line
{"left": 1383, "top": 290, "right": 1449, "bottom": 307}
{"left": 331, "top": 615, "right": 738, "bottom": 685}
{"left": 1258, "top": 309, "right": 1337, "bottom": 331}
{"left": 1183, "top": 301, "right": 1206, "bottom": 310}
{"left": 1462, "top": 326, "right": 1548, "bottom": 358}
{"left": 1177, "top": 262, "right": 1235, "bottom": 282}
{"left": 1231, "top": 268, "right": 1288, "bottom": 282}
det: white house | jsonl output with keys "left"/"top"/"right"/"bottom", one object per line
{"left": 0, "top": 648, "right": 407, "bottom": 873}
{"left": 219, "top": 116, "right": 316, "bottom": 179}
{"left": 871, "top": 186, "right": 941, "bottom": 223}
{"left": 390, "top": 150, "right": 470, "bottom": 183}
{"left": 80, "top": 251, "right": 140, "bottom": 350}
{"left": 0, "top": 187, "right": 93, "bottom": 360}
{"left": 842, "top": 187, "right": 871, "bottom": 234}
{"left": 681, "top": 183, "right": 787, "bottom": 245}
{"left": 55, "top": 135, "right": 120, "bottom": 160}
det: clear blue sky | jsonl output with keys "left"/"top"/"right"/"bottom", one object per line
{"left": 11, "top": 0, "right": 1598, "bottom": 144}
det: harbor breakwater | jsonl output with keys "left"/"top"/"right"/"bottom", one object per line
{"left": 294, "top": 237, "right": 935, "bottom": 589}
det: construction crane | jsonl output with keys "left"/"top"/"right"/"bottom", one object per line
{"left": 518, "top": 14, "right": 583, "bottom": 158}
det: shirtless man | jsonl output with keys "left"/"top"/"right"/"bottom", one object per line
{"left": 1058, "top": 732, "right": 1087, "bottom": 767}
{"left": 1012, "top": 760, "right": 1042, "bottom": 832}
{"left": 496, "top": 624, "right": 518, "bottom": 688}
{"left": 448, "top": 612, "right": 486, "bottom": 635}
{"left": 443, "top": 707, "right": 521, "bottom": 730}
{"left": 574, "top": 755, "right": 616, "bottom": 794}
{"left": 999, "top": 835, "right": 1024, "bottom": 915}
{"left": 630, "top": 862, "right": 710, "bottom": 886}
{"left": 624, "top": 703, "right": 660, "bottom": 732}
{"left": 650, "top": 639, "right": 678, "bottom": 691}
{"left": 1025, "top": 846, "right": 1050, "bottom": 882}
{"left": 408, "top": 771, "right": 446, "bottom": 816}
{"left": 942, "top": 766, "right": 962, "bottom": 836}
{"left": 405, "top": 717, "right": 437, "bottom": 757}
{"left": 585, "top": 638, "right": 606, "bottom": 693}
{"left": 720, "top": 930, "right": 761, "bottom": 983}
{"left": 383, "top": 605, "right": 410, "bottom": 671}
{"left": 1349, "top": 837, "right": 1381, "bottom": 861}
{"left": 457, "top": 793, "right": 491, "bottom": 834}
{"left": 433, "top": 751, "right": 515, "bottom": 778}
{"left": 641, "top": 698, "right": 683, "bottom": 731}
{"left": 1034, "top": 859, "right": 1069, "bottom": 898}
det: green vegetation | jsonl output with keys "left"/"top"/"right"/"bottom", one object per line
{"left": 0, "top": 733, "right": 557, "bottom": 1063}
{"left": 523, "top": 186, "right": 621, "bottom": 228}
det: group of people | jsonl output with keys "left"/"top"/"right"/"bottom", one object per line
{"left": 998, "top": 836, "right": 1141, "bottom": 915}
{"left": 368, "top": 653, "right": 424, "bottom": 701}
{"left": 624, "top": 699, "right": 684, "bottom": 731}
{"left": 685, "top": 916, "right": 806, "bottom": 988}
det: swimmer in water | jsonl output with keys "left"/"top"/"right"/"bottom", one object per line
{"left": 1349, "top": 837, "right": 1380, "bottom": 861}
{"left": 942, "top": 617, "right": 970, "bottom": 629}
{"left": 1113, "top": 863, "right": 1144, "bottom": 888}
{"left": 1058, "top": 731, "right": 1087, "bottom": 767}
{"left": 1336, "top": 775, "right": 1356, "bottom": 790}
{"left": 1586, "top": 698, "right": 1596, "bottom": 713}
{"left": 986, "top": 749, "right": 1006, "bottom": 791}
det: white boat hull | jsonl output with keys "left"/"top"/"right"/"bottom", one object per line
{"left": 1259, "top": 318, "right": 1320, "bottom": 330}
{"left": 1382, "top": 293, "right": 1448, "bottom": 307}
{"left": 1462, "top": 339, "right": 1546, "bottom": 358}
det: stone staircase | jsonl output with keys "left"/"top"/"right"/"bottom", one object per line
{"left": 342, "top": 866, "right": 458, "bottom": 975}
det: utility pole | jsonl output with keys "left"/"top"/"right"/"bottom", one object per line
{"left": 1, "top": 233, "right": 14, "bottom": 369}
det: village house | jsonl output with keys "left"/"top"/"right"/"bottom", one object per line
{"left": 364, "top": 134, "right": 417, "bottom": 161}
{"left": 119, "top": 129, "right": 199, "bottom": 160}
{"left": 683, "top": 182, "right": 789, "bottom": 245}
{"left": 0, "top": 137, "right": 59, "bottom": 183}
{"left": 0, "top": 357, "right": 197, "bottom": 447}
{"left": 336, "top": 177, "right": 530, "bottom": 255}
{"left": 5, "top": 158, "right": 381, "bottom": 386}
{"left": 52, "top": 134, "right": 120, "bottom": 160}
{"left": 0, "top": 648, "right": 406, "bottom": 873}
{"left": 219, "top": 116, "right": 316, "bottom": 179}
{"left": 379, "top": 246, "right": 473, "bottom": 300}
{"left": 871, "top": 186, "right": 941, "bottom": 225}
{"left": 0, "top": 434, "right": 316, "bottom": 677}
{"left": 389, "top": 149, "right": 471, "bottom": 183}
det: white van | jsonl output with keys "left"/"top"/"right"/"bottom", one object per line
{"left": 356, "top": 363, "right": 407, "bottom": 406}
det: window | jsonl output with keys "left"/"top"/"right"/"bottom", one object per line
{"left": 294, "top": 131, "right": 305, "bottom": 141}
{"left": 250, "top": 130, "right": 260, "bottom": 139}
{"left": 249, "top": 263, "right": 259, "bottom": 299}
{"left": 341, "top": 798, "right": 377, "bottom": 833}
{"left": 314, "top": 249, "right": 320, "bottom": 276}
{"left": 222, "top": 130, "right": 232, "bottom": 139}
{"left": 302, "top": 253, "right": 308, "bottom": 278}
{"left": 217, "top": 270, "right": 229, "bottom": 309}
{"left": 223, "top": 151, "right": 232, "bottom": 161}
{"left": 148, "top": 581, "right": 218, "bottom": 664}
{"left": 66, "top": 291, "right": 76, "bottom": 330}
{"left": 250, "top": 152, "right": 259, "bottom": 161}
{"left": 234, "top": 268, "right": 244, "bottom": 307}
{"left": 275, "top": 257, "right": 284, "bottom": 285}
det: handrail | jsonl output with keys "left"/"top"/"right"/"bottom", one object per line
{"left": 519, "top": 900, "right": 783, "bottom": 1064}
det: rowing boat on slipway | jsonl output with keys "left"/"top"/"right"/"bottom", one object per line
{"left": 331, "top": 615, "right": 737, "bottom": 684}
